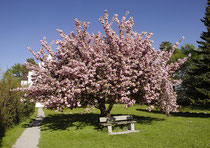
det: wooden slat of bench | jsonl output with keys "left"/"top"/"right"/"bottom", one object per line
{"left": 100, "top": 121, "right": 136, "bottom": 126}
{"left": 100, "top": 117, "right": 108, "bottom": 123}
{"left": 99, "top": 115, "right": 133, "bottom": 123}
{"left": 112, "top": 115, "right": 133, "bottom": 121}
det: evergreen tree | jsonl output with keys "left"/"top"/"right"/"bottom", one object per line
{"left": 185, "top": 1, "right": 210, "bottom": 106}
{"left": 176, "top": 44, "right": 198, "bottom": 105}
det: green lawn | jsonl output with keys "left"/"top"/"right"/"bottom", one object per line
{"left": 0, "top": 108, "right": 38, "bottom": 148}
{"left": 39, "top": 105, "right": 210, "bottom": 148}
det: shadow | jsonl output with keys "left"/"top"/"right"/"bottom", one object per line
{"left": 137, "top": 109, "right": 163, "bottom": 114}
{"left": 22, "top": 114, "right": 45, "bottom": 128}
{"left": 40, "top": 113, "right": 164, "bottom": 131}
{"left": 0, "top": 128, "right": 4, "bottom": 147}
{"left": 21, "top": 119, "right": 36, "bottom": 128}
{"left": 136, "top": 109, "right": 210, "bottom": 118}
{"left": 184, "top": 106, "right": 210, "bottom": 111}
{"left": 104, "top": 113, "right": 165, "bottom": 124}
{"left": 171, "top": 112, "right": 210, "bottom": 118}
{"left": 133, "top": 115, "right": 165, "bottom": 124}
{"left": 41, "top": 113, "right": 101, "bottom": 131}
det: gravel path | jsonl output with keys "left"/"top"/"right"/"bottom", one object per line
{"left": 12, "top": 107, "right": 45, "bottom": 148}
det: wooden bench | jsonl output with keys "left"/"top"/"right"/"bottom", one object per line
{"left": 99, "top": 115, "right": 139, "bottom": 135}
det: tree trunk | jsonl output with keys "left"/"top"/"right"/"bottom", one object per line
{"left": 99, "top": 103, "right": 106, "bottom": 116}
{"left": 99, "top": 100, "right": 114, "bottom": 117}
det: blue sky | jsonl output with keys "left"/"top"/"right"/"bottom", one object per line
{"left": 0, "top": 0, "right": 206, "bottom": 72}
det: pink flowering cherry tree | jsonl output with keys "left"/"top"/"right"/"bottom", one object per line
{"left": 18, "top": 11, "right": 188, "bottom": 116}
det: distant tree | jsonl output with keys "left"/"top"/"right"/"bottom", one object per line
{"left": 6, "top": 63, "right": 27, "bottom": 78}
{"left": 5, "top": 58, "right": 37, "bottom": 78}
{"left": 177, "top": 44, "right": 197, "bottom": 79}
{"left": 26, "top": 58, "right": 37, "bottom": 66}
{"left": 159, "top": 41, "right": 173, "bottom": 51}
{"left": 175, "top": 44, "right": 198, "bottom": 105}
{"left": 159, "top": 41, "right": 185, "bottom": 64}
{"left": 183, "top": 1, "right": 210, "bottom": 106}
{"left": 181, "top": 44, "right": 196, "bottom": 56}
{"left": 169, "top": 48, "right": 185, "bottom": 64}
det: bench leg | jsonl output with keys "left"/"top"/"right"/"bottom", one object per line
{"left": 131, "top": 123, "right": 135, "bottom": 131}
{"left": 128, "top": 123, "right": 135, "bottom": 131}
{"left": 108, "top": 125, "right": 112, "bottom": 134}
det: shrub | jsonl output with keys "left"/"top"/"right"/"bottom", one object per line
{"left": 0, "top": 73, "right": 35, "bottom": 139}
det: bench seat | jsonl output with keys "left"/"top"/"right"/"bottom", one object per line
{"left": 99, "top": 115, "right": 139, "bottom": 135}
{"left": 100, "top": 120, "right": 136, "bottom": 126}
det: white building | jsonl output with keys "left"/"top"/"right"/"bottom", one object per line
{"left": 21, "top": 71, "right": 34, "bottom": 87}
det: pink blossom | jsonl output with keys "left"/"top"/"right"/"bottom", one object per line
{"left": 20, "top": 98, "right": 23, "bottom": 102}
{"left": 15, "top": 11, "right": 188, "bottom": 115}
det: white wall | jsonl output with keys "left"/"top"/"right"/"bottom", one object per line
{"left": 21, "top": 80, "right": 28, "bottom": 86}
{"left": 21, "top": 71, "right": 35, "bottom": 87}
{"left": 28, "top": 71, "right": 34, "bottom": 87}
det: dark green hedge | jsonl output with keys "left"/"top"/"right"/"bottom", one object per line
{"left": 0, "top": 73, "right": 35, "bottom": 139}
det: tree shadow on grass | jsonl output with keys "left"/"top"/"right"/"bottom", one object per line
{"left": 22, "top": 114, "right": 45, "bottom": 128}
{"left": 41, "top": 113, "right": 100, "bottom": 131}
{"left": 0, "top": 129, "right": 4, "bottom": 148}
{"left": 21, "top": 119, "right": 36, "bottom": 128}
{"left": 132, "top": 115, "right": 164, "bottom": 124}
{"left": 136, "top": 109, "right": 210, "bottom": 118}
{"left": 40, "top": 113, "right": 164, "bottom": 131}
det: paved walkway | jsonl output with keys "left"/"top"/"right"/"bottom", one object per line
{"left": 12, "top": 107, "right": 45, "bottom": 148}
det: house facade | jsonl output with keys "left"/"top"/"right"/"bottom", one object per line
{"left": 21, "top": 71, "right": 34, "bottom": 87}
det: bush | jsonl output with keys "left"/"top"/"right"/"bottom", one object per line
{"left": 0, "top": 73, "right": 35, "bottom": 139}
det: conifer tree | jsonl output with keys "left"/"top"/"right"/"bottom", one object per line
{"left": 185, "top": 1, "right": 210, "bottom": 106}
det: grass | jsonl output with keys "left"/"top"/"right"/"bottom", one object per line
{"left": 0, "top": 108, "right": 38, "bottom": 148}
{"left": 39, "top": 105, "right": 210, "bottom": 148}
